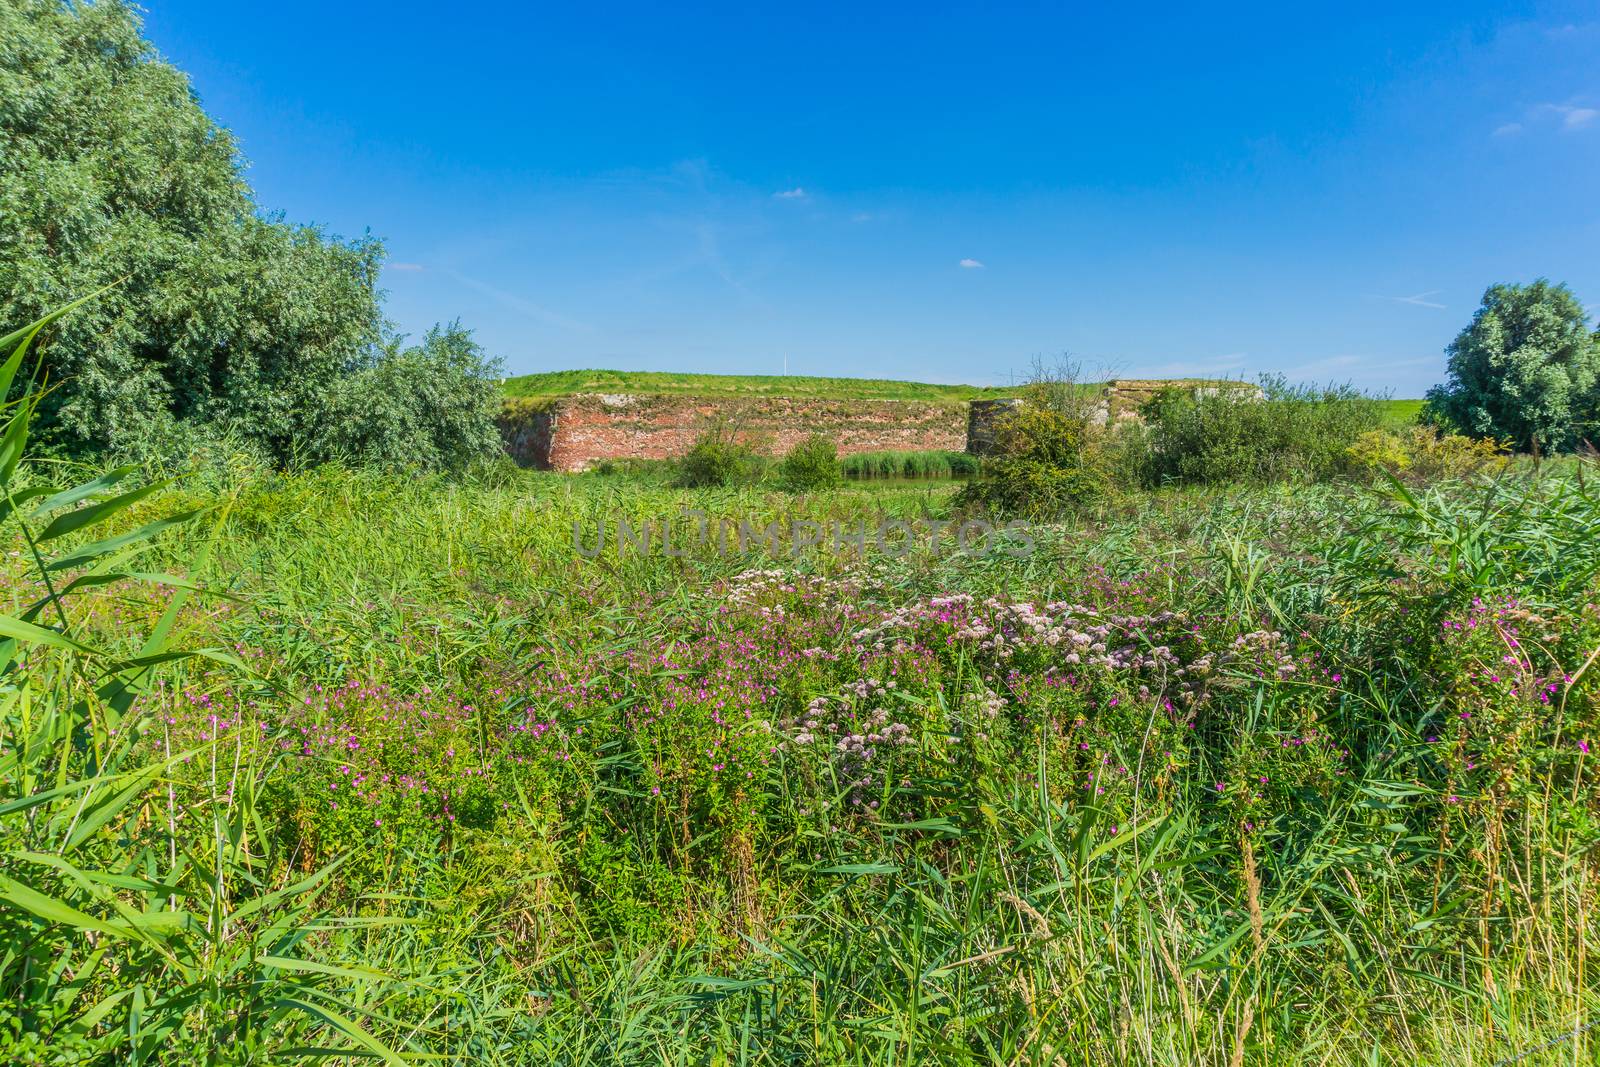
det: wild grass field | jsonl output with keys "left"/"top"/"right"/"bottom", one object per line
{"left": 4, "top": 384, "right": 1598, "bottom": 1063}
{"left": 5, "top": 6, "right": 1597, "bottom": 1063}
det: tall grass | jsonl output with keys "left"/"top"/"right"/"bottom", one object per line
{"left": 3, "top": 305, "right": 1596, "bottom": 1062}
{"left": 0, "top": 305, "right": 422, "bottom": 1063}
{"left": 94, "top": 465, "right": 1593, "bottom": 1064}
{"left": 841, "top": 449, "right": 977, "bottom": 480}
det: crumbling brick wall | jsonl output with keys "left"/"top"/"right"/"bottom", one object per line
{"left": 498, "top": 400, "right": 558, "bottom": 468}
{"left": 500, "top": 393, "right": 967, "bottom": 471}
{"left": 498, "top": 380, "right": 1246, "bottom": 470}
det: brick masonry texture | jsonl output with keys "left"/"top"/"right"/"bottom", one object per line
{"left": 496, "top": 380, "right": 1249, "bottom": 471}
{"left": 499, "top": 393, "right": 968, "bottom": 472}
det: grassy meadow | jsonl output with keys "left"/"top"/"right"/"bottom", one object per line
{"left": 3, "top": 6, "right": 1593, "bottom": 1063}
{"left": 5, "top": 421, "right": 1599, "bottom": 1063}
{"left": 499, "top": 369, "right": 1427, "bottom": 429}
{"left": 499, "top": 368, "right": 1021, "bottom": 402}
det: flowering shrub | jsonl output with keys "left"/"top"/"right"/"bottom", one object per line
{"left": 1346, "top": 425, "right": 1509, "bottom": 481}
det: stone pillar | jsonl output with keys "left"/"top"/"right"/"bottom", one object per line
{"left": 966, "top": 398, "right": 1023, "bottom": 455}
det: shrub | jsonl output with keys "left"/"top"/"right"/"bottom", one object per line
{"left": 1425, "top": 279, "right": 1600, "bottom": 454}
{"left": 1346, "top": 426, "right": 1510, "bottom": 481}
{"left": 778, "top": 433, "right": 842, "bottom": 491}
{"left": 675, "top": 420, "right": 764, "bottom": 487}
{"left": 1136, "top": 377, "right": 1385, "bottom": 486}
{"left": 304, "top": 322, "right": 504, "bottom": 472}
{"left": 957, "top": 375, "right": 1108, "bottom": 518}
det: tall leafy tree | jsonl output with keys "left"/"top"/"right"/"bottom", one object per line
{"left": 0, "top": 0, "right": 499, "bottom": 468}
{"left": 1425, "top": 280, "right": 1600, "bottom": 454}
{"left": 310, "top": 323, "right": 503, "bottom": 471}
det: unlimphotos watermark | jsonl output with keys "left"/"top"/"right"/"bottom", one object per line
{"left": 573, "top": 511, "right": 1036, "bottom": 560}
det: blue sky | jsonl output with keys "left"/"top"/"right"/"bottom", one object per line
{"left": 139, "top": 2, "right": 1600, "bottom": 395}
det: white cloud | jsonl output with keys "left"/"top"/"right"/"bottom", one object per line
{"left": 1380, "top": 290, "right": 1446, "bottom": 310}
{"left": 1560, "top": 106, "right": 1599, "bottom": 129}
{"left": 959, "top": 258, "right": 985, "bottom": 269}
{"left": 450, "top": 272, "right": 593, "bottom": 334}
{"left": 389, "top": 262, "right": 425, "bottom": 272}
{"left": 1494, "top": 103, "right": 1596, "bottom": 140}
{"left": 851, "top": 212, "right": 874, "bottom": 223}
{"left": 1138, "top": 353, "right": 1249, "bottom": 377}
{"left": 1533, "top": 103, "right": 1598, "bottom": 130}
{"left": 772, "top": 187, "right": 808, "bottom": 200}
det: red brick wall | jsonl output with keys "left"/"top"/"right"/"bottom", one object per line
{"left": 500, "top": 392, "right": 967, "bottom": 472}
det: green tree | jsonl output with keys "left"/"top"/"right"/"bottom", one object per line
{"left": 0, "top": 0, "right": 498, "bottom": 468}
{"left": 1424, "top": 280, "right": 1600, "bottom": 454}
{"left": 308, "top": 322, "right": 504, "bottom": 472}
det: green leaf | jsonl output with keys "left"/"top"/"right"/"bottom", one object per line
{"left": 38, "top": 480, "right": 170, "bottom": 542}
{"left": 1182, "top": 919, "right": 1253, "bottom": 973}
{"left": 812, "top": 862, "right": 900, "bottom": 876}
{"left": 258, "top": 955, "right": 397, "bottom": 984}
{"left": 64, "top": 988, "right": 135, "bottom": 1038}
{"left": 0, "top": 612, "right": 101, "bottom": 654}
{"left": 0, "top": 484, "right": 53, "bottom": 524}
{"left": 29, "top": 466, "right": 138, "bottom": 519}
{"left": 271, "top": 997, "right": 407, "bottom": 1065}
{"left": 0, "top": 395, "right": 37, "bottom": 489}
{"left": 0, "top": 873, "right": 136, "bottom": 941}
{"left": 46, "top": 509, "right": 206, "bottom": 571}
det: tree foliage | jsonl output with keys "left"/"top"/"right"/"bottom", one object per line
{"left": 0, "top": 0, "right": 499, "bottom": 469}
{"left": 1424, "top": 280, "right": 1600, "bottom": 454}
{"left": 308, "top": 323, "right": 503, "bottom": 471}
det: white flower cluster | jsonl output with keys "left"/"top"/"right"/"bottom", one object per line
{"left": 849, "top": 594, "right": 1304, "bottom": 713}
{"left": 788, "top": 676, "right": 915, "bottom": 805}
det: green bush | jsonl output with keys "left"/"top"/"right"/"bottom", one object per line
{"left": 957, "top": 385, "right": 1107, "bottom": 518}
{"left": 674, "top": 421, "right": 765, "bottom": 487}
{"left": 1345, "top": 425, "right": 1510, "bottom": 482}
{"left": 778, "top": 433, "right": 843, "bottom": 491}
{"left": 1135, "top": 377, "right": 1384, "bottom": 486}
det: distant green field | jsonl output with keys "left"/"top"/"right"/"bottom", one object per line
{"left": 1380, "top": 398, "right": 1427, "bottom": 427}
{"left": 500, "top": 368, "right": 1023, "bottom": 403}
